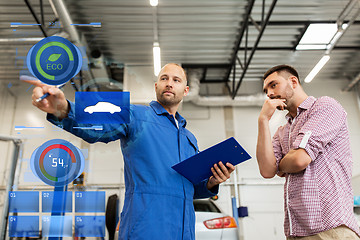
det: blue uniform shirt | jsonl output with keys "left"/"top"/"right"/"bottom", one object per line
{"left": 47, "top": 100, "right": 218, "bottom": 240}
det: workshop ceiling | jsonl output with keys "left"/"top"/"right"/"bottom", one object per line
{"left": 0, "top": 0, "right": 359, "bottom": 96}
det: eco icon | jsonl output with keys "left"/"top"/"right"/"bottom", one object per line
{"left": 26, "top": 36, "right": 82, "bottom": 86}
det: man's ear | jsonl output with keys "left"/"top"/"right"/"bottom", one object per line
{"left": 183, "top": 86, "right": 189, "bottom": 96}
{"left": 155, "top": 82, "right": 158, "bottom": 91}
{"left": 289, "top": 76, "right": 299, "bottom": 88}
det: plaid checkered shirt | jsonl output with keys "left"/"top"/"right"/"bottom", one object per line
{"left": 272, "top": 96, "right": 360, "bottom": 237}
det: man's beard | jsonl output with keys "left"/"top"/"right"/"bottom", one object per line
{"left": 157, "top": 91, "right": 182, "bottom": 107}
{"left": 270, "top": 84, "right": 294, "bottom": 110}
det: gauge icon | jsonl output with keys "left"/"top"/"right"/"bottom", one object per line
{"left": 30, "top": 139, "right": 85, "bottom": 186}
{"left": 26, "top": 36, "right": 82, "bottom": 86}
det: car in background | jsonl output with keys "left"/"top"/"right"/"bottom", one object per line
{"left": 115, "top": 199, "right": 238, "bottom": 240}
{"left": 194, "top": 199, "right": 238, "bottom": 240}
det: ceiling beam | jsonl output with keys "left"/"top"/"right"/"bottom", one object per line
{"left": 225, "top": 0, "right": 256, "bottom": 84}
{"left": 231, "top": 0, "right": 278, "bottom": 99}
{"left": 343, "top": 72, "right": 360, "bottom": 92}
{"left": 24, "top": 0, "right": 48, "bottom": 37}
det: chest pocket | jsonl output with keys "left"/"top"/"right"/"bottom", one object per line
{"left": 187, "top": 136, "right": 198, "bottom": 152}
{"left": 184, "top": 132, "right": 199, "bottom": 156}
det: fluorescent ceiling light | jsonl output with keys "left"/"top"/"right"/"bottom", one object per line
{"left": 304, "top": 55, "right": 330, "bottom": 83}
{"left": 296, "top": 44, "right": 328, "bottom": 50}
{"left": 150, "top": 0, "right": 158, "bottom": 6}
{"left": 329, "top": 31, "right": 343, "bottom": 46}
{"left": 327, "top": 24, "right": 348, "bottom": 46}
{"left": 153, "top": 42, "right": 161, "bottom": 76}
{"left": 0, "top": 37, "right": 44, "bottom": 42}
{"left": 299, "top": 24, "right": 338, "bottom": 45}
{"left": 296, "top": 23, "right": 347, "bottom": 50}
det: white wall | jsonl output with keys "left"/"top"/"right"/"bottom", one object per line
{"left": 0, "top": 67, "right": 360, "bottom": 240}
{"left": 0, "top": 83, "right": 16, "bottom": 188}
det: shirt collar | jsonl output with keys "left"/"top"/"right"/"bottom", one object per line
{"left": 149, "top": 100, "right": 187, "bottom": 127}
{"left": 285, "top": 96, "right": 316, "bottom": 122}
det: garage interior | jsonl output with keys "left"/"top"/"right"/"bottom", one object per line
{"left": 0, "top": 0, "right": 360, "bottom": 239}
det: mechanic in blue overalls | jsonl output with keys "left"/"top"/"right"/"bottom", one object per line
{"left": 30, "top": 63, "right": 235, "bottom": 239}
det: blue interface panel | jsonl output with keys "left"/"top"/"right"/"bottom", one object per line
{"left": 8, "top": 191, "right": 106, "bottom": 237}
{"left": 75, "top": 191, "right": 105, "bottom": 212}
{"left": 8, "top": 216, "right": 39, "bottom": 237}
{"left": 42, "top": 191, "right": 72, "bottom": 213}
{"left": 75, "top": 216, "right": 106, "bottom": 237}
{"left": 75, "top": 91, "right": 130, "bottom": 124}
{"left": 42, "top": 216, "right": 73, "bottom": 237}
{"left": 8, "top": 191, "right": 39, "bottom": 212}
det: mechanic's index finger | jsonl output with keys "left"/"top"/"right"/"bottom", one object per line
{"left": 32, "top": 86, "right": 46, "bottom": 99}
{"left": 21, "top": 78, "right": 46, "bottom": 87}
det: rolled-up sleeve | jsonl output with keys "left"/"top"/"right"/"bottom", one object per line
{"left": 292, "top": 98, "right": 347, "bottom": 161}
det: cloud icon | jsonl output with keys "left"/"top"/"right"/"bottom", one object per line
{"left": 84, "top": 102, "right": 122, "bottom": 114}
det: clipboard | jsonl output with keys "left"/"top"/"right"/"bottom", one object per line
{"left": 171, "top": 137, "right": 251, "bottom": 184}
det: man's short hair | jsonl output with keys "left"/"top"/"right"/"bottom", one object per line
{"left": 263, "top": 65, "right": 300, "bottom": 84}
{"left": 161, "top": 63, "right": 188, "bottom": 84}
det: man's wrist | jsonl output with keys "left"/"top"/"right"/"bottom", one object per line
{"left": 54, "top": 101, "right": 70, "bottom": 120}
{"left": 206, "top": 177, "right": 216, "bottom": 190}
{"left": 258, "top": 115, "right": 269, "bottom": 124}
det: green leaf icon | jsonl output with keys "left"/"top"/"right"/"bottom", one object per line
{"left": 47, "top": 53, "right": 61, "bottom": 62}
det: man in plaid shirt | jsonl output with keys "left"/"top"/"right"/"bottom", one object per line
{"left": 256, "top": 64, "right": 360, "bottom": 239}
